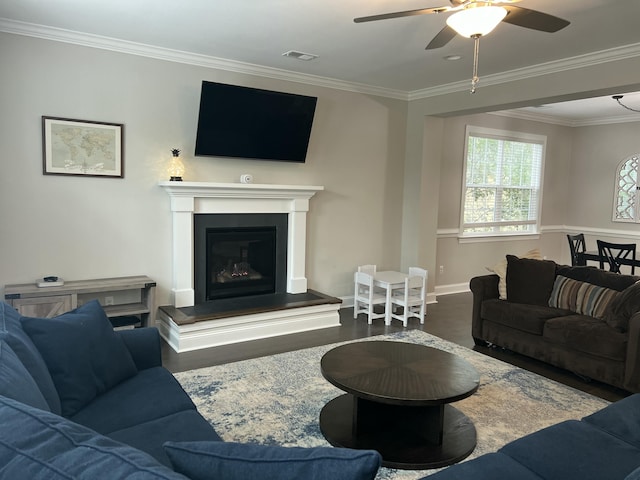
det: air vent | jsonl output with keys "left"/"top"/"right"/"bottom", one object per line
{"left": 282, "top": 50, "right": 318, "bottom": 61}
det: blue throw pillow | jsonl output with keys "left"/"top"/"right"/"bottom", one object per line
{"left": 163, "top": 441, "right": 381, "bottom": 480}
{"left": 0, "top": 302, "right": 61, "bottom": 414}
{"left": 21, "top": 300, "right": 138, "bottom": 417}
{"left": 0, "top": 340, "right": 49, "bottom": 411}
{"left": 0, "top": 395, "right": 185, "bottom": 479}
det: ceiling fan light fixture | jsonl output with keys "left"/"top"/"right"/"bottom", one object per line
{"left": 446, "top": 5, "right": 507, "bottom": 38}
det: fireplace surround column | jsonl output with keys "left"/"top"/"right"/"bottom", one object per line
{"left": 159, "top": 182, "right": 324, "bottom": 308}
{"left": 170, "top": 195, "right": 196, "bottom": 308}
{"left": 287, "top": 202, "right": 309, "bottom": 294}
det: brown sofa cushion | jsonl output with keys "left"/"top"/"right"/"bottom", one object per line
{"left": 506, "top": 256, "right": 557, "bottom": 306}
{"left": 604, "top": 280, "right": 640, "bottom": 332}
{"left": 486, "top": 248, "right": 542, "bottom": 300}
{"left": 543, "top": 315, "right": 627, "bottom": 361}
{"left": 481, "top": 299, "right": 569, "bottom": 335}
{"left": 556, "top": 265, "right": 638, "bottom": 292}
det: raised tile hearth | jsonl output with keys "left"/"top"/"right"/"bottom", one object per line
{"left": 158, "top": 290, "right": 341, "bottom": 352}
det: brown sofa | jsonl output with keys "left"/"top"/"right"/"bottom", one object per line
{"left": 471, "top": 256, "right": 640, "bottom": 392}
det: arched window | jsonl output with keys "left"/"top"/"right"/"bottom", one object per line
{"left": 613, "top": 154, "right": 640, "bottom": 223}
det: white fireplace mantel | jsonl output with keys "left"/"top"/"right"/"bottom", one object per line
{"left": 159, "top": 181, "right": 324, "bottom": 308}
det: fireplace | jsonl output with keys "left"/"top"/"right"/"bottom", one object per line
{"left": 205, "top": 227, "right": 276, "bottom": 300}
{"left": 158, "top": 181, "right": 341, "bottom": 353}
{"left": 194, "top": 213, "right": 288, "bottom": 304}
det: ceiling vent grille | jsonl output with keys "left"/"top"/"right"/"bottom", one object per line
{"left": 282, "top": 50, "right": 318, "bottom": 61}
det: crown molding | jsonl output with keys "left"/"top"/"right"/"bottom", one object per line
{"left": 2, "top": 17, "right": 640, "bottom": 106}
{"left": 489, "top": 109, "right": 640, "bottom": 128}
{"left": 408, "top": 42, "right": 640, "bottom": 101}
{"left": 0, "top": 18, "right": 409, "bottom": 100}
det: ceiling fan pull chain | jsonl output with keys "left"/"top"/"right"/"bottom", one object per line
{"left": 470, "top": 34, "right": 480, "bottom": 94}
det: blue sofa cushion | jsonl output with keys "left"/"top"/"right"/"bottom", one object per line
{"left": 110, "top": 410, "right": 222, "bottom": 466}
{"left": 22, "top": 300, "right": 138, "bottom": 417}
{"left": 0, "top": 340, "right": 49, "bottom": 411}
{"left": 117, "top": 327, "right": 163, "bottom": 370}
{"left": 500, "top": 420, "right": 640, "bottom": 480}
{"left": 163, "top": 441, "right": 382, "bottom": 480}
{"left": 0, "top": 395, "right": 187, "bottom": 479}
{"left": 70, "top": 367, "right": 197, "bottom": 434}
{"left": 426, "top": 453, "right": 543, "bottom": 479}
{"left": 627, "top": 465, "right": 640, "bottom": 480}
{"left": 0, "top": 302, "right": 61, "bottom": 414}
{"left": 583, "top": 394, "right": 640, "bottom": 449}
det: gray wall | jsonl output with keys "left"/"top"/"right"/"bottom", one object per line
{"left": 401, "top": 53, "right": 640, "bottom": 293}
{"left": 0, "top": 33, "right": 406, "bottom": 304}
{"left": 2, "top": 31, "right": 640, "bottom": 307}
{"left": 434, "top": 114, "right": 640, "bottom": 289}
{"left": 569, "top": 123, "right": 640, "bottom": 232}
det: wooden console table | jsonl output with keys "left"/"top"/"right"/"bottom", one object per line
{"left": 4, "top": 276, "right": 156, "bottom": 328}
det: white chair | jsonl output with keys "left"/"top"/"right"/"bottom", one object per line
{"left": 390, "top": 268, "right": 427, "bottom": 327}
{"left": 357, "top": 264, "right": 377, "bottom": 275}
{"left": 353, "top": 271, "right": 386, "bottom": 324}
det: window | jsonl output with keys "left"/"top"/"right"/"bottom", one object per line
{"left": 460, "top": 126, "right": 546, "bottom": 236}
{"left": 613, "top": 154, "right": 639, "bottom": 223}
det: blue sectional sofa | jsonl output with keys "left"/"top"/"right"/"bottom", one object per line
{"left": 2, "top": 298, "right": 640, "bottom": 479}
{"left": 0, "top": 300, "right": 381, "bottom": 480}
{"left": 428, "top": 393, "right": 640, "bottom": 480}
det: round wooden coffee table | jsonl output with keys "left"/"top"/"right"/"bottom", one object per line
{"left": 319, "top": 341, "right": 480, "bottom": 470}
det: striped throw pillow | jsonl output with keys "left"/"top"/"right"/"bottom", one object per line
{"left": 576, "top": 282, "right": 619, "bottom": 320}
{"left": 549, "top": 275, "right": 619, "bottom": 320}
{"left": 549, "top": 275, "right": 581, "bottom": 311}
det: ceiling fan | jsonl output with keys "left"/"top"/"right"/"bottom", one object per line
{"left": 354, "top": 0, "right": 570, "bottom": 93}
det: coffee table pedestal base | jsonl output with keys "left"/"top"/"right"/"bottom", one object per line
{"left": 319, "top": 394, "right": 476, "bottom": 470}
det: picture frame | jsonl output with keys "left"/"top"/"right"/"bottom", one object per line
{"left": 42, "top": 116, "right": 124, "bottom": 178}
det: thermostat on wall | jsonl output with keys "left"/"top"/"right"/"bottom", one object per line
{"left": 240, "top": 174, "right": 254, "bottom": 184}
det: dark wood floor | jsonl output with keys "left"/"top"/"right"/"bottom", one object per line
{"left": 161, "top": 292, "right": 630, "bottom": 402}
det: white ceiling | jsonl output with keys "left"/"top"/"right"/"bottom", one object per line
{"left": 494, "top": 91, "right": 640, "bottom": 126}
{"left": 2, "top": 0, "right": 640, "bottom": 123}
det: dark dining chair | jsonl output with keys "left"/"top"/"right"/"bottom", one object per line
{"left": 567, "top": 233, "right": 587, "bottom": 266}
{"left": 597, "top": 240, "right": 637, "bottom": 274}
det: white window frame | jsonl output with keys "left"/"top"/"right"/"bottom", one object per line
{"left": 459, "top": 125, "right": 546, "bottom": 239}
{"left": 612, "top": 154, "right": 640, "bottom": 223}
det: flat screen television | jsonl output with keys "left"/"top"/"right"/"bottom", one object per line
{"left": 194, "top": 81, "right": 317, "bottom": 163}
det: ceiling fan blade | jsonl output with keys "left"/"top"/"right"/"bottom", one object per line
{"left": 502, "top": 6, "right": 570, "bottom": 33}
{"left": 426, "top": 25, "right": 457, "bottom": 50}
{"left": 354, "top": 6, "right": 451, "bottom": 23}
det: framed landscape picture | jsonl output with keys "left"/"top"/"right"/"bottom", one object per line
{"left": 42, "top": 116, "right": 124, "bottom": 178}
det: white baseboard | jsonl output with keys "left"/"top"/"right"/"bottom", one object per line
{"left": 434, "top": 282, "right": 470, "bottom": 296}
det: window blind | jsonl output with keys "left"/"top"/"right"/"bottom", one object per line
{"left": 461, "top": 127, "right": 545, "bottom": 235}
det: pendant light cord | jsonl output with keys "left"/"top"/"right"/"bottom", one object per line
{"left": 613, "top": 95, "right": 640, "bottom": 113}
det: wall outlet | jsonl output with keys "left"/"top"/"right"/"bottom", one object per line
{"left": 439, "top": 265, "right": 444, "bottom": 274}
{"left": 104, "top": 296, "right": 115, "bottom": 306}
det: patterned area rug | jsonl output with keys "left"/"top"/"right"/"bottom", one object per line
{"left": 174, "top": 330, "right": 609, "bottom": 479}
